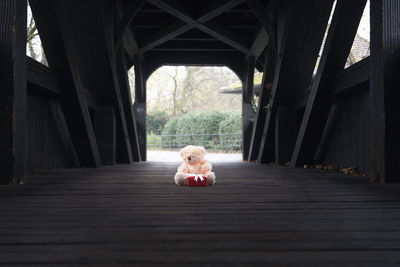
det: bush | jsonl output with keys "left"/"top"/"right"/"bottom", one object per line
{"left": 218, "top": 111, "right": 241, "bottom": 134}
{"left": 162, "top": 116, "right": 179, "bottom": 135}
{"left": 147, "top": 110, "right": 169, "bottom": 135}
{"left": 218, "top": 111, "right": 242, "bottom": 151}
{"left": 161, "top": 110, "right": 241, "bottom": 150}
{"left": 175, "top": 111, "right": 226, "bottom": 135}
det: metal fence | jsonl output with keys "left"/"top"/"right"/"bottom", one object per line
{"left": 147, "top": 133, "right": 242, "bottom": 152}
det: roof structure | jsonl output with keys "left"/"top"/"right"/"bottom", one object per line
{"left": 117, "top": 0, "right": 271, "bottom": 76}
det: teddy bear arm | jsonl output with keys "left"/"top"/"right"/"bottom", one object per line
{"left": 177, "top": 163, "right": 188, "bottom": 174}
{"left": 200, "top": 161, "right": 212, "bottom": 174}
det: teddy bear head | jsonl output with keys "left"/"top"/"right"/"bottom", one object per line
{"left": 180, "top": 145, "right": 206, "bottom": 164}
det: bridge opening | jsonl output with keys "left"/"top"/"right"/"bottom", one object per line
{"left": 128, "top": 65, "right": 261, "bottom": 162}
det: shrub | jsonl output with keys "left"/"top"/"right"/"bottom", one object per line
{"left": 162, "top": 116, "right": 179, "bottom": 135}
{"left": 218, "top": 111, "right": 242, "bottom": 151}
{"left": 147, "top": 110, "right": 169, "bottom": 135}
{"left": 218, "top": 111, "right": 241, "bottom": 134}
{"left": 161, "top": 110, "right": 241, "bottom": 150}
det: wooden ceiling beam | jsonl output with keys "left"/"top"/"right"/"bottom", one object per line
{"left": 140, "top": 21, "right": 194, "bottom": 52}
{"left": 197, "top": 0, "right": 247, "bottom": 23}
{"left": 152, "top": 40, "right": 236, "bottom": 51}
{"left": 116, "top": 0, "right": 141, "bottom": 60}
{"left": 197, "top": 22, "right": 251, "bottom": 54}
{"left": 142, "top": 0, "right": 251, "bottom": 54}
{"left": 122, "top": 28, "right": 140, "bottom": 60}
{"left": 146, "top": 0, "right": 194, "bottom": 24}
{"left": 250, "top": 27, "right": 269, "bottom": 59}
{"left": 116, "top": 0, "right": 145, "bottom": 39}
{"left": 247, "top": 0, "right": 276, "bottom": 51}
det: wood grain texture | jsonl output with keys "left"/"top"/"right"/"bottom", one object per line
{"left": 1, "top": 162, "right": 400, "bottom": 266}
{"left": 0, "top": 0, "right": 27, "bottom": 184}
{"left": 258, "top": 0, "right": 334, "bottom": 164}
{"left": 29, "top": 0, "right": 102, "bottom": 168}
{"left": 242, "top": 56, "right": 256, "bottom": 161}
{"left": 248, "top": 48, "right": 275, "bottom": 161}
{"left": 370, "top": 0, "right": 400, "bottom": 183}
{"left": 115, "top": 48, "right": 142, "bottom": 162}
{"left": 26, "top": 94, "right": 76, "bottom": 172}
{"left": 133, "top": 57, "right": 147, "bottom": 161}
{"left": 291, "top": 0, "right": 367, "bottom": 167}
{"left": 27, "top": 57, "right": 61, "bottom": 96}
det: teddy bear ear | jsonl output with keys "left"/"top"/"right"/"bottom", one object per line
{"left": 180, "top": 147, "right": 185, "bottom": 157}
{"left": 199, "top": 146, "right": 206, "bottom": 154}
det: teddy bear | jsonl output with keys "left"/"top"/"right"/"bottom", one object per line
{"left": 174, "top": 145, "right": 216, "bottom": 186}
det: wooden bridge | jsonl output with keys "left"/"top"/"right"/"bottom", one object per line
{"left": 1, "top": 162, "right": 400, "bottom": 266}
{"left": 1, "top": 0, "right": 400, "bottom": 265}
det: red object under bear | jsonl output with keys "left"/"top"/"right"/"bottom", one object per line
{"left": 187, "top": 175, "right": 208, "bottom": 187}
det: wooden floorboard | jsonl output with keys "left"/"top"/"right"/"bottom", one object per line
{"left": 1, "top": 162, "right": 400, "bottom": 266}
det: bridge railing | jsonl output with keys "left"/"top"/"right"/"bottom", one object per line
{"left": 147, "top": 133, "right": 242, "bottom": 152}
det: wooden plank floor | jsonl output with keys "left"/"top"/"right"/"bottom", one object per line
{"left": 1, "top": 162, "right": 400, "bottom": 266}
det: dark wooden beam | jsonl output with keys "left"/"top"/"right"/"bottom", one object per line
{"left": 294, "top": 58, "right": 371, "bottom": 110}
{"left": 94, "top": 106, "right": 116, "bottom": 165}
{"left": 332, "top": 57, "right": 370, "bottom": 100}
{"left": 116, "top": 0, "right": 141, "bottom": 59}
{"left": 196, "top": 0, "right": 247, "bottom": 23}
{"left": 116, "top": 0, "right": 145, "bottom": 40}
{"left": 30, "top": 0, "right": 102, "bottom": 167}
{"left": 0, "top": 0, "right": 27, "bottom": 184}
{"left": 250, "top": 28, "right": 269, "bottom": 59}
{"left": 370, "top": 0, "right": 400, "bottom": 183}
{"left": 144, "top": 0, "right": 251, "bottom": 54}
{"left": 143, "top": 50, "right": 246, "bottom": 81}
{"left": 275, "top": 106, "right": 297, "bottom": 165}
{"left": 313, "top": 104, "right": 338, "bottom": 164}
{"left": 140, "top": 22, "right": 194, "bottom": 53}
{"left": 173, "top": 30, "right": 216, "bottom": 41}
{"left": 247, "top": 0, "right": 276, "bottom": 51}
{"left": 115, "top": 48, "right": 142, "bottom": 162}
{"left": 152, "top": 40, "right": 236, "bottom": 51}
{"left": 27, "top": 56, "right": 61, "bottom": 96}
{"left": 242, "top": 56, "right": 256, "bottom": 161}
{"left": 101, "top": 2, "right": 135, "bottom": 164}
{"left": 122, "top": 28, "right": 141, "bottom": 61}
{"left": 133, "top": 57, "right": 147, "bottom": 161}
{"left": 258, "top": 0, "right": 334, "bottom": 164}
{"left": 49, "top": 101, "right": 80, "bottom": 168}
{"left": 85, "top": 92, "right": 99, "bottom": 109}
{"left": 198, "top": 22, "right": 251, "bottom": 54}
{"left": 146, "top": 0, "right": 194, "bottom": 24}
{"left": 248, "top": 47, "right": 275, "bottom": 161}
{"left": 290, "top": 0, "right": 367, "bottom": 167}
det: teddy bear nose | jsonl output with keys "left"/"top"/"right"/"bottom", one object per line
{"left": 188, "top": 156, "right": 192, "bottom": 161}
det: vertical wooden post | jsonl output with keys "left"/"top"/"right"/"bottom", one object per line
{"left": 257, "top": 0, "right": 335, "bottom": 165}
{"left": 49, "top": 101, "right": 80, "bottom": 168}
{"left": 133, "top": 57, "right": 147, "bottom": 161}
{"left": 30, "top": 0, "right": 103, "bottom": 168}
{"left": 290, "top": 0, "right": 366, "bottom": 167}
{"left": 248, "top": 47, "right": 276, "bottom": 161}
{"left": 115, "top": 48, "right": 141, "bottom": 162}
{"left": 370, "top": 0, "right": 400, "bottom": 183}
{"left": 275, "top": 106, "right": 297, "bottom": 165}
{"left": 242, "top": 56, "right": 256, "bottom": 161}
{"left": 0, "top": 0, "right": 27, "bottom": 184}
{"left": 94, "top": 107, "right": 116, "bottom": 165}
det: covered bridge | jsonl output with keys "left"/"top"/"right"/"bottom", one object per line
{"left": 1, "top": 0, "right": 400, "bottom": 265}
